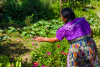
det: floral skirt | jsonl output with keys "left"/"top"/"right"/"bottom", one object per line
{"left": 67, "top": 37, "right": 99, "bottom": 67}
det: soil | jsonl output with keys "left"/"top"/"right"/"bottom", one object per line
{"left": 0, "top": 37, "right": 41, "bottom": 63}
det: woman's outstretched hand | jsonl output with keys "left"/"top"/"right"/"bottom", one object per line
{"left": 34, "top": 36, "right": 44, "bottom": 42}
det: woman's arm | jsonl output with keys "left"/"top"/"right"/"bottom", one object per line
{"left": 43, "top": 37, "right": 60, "bottom": 42}
{"left": 90, "top": 30, "right": 93, "bottom": 38}
{"left": 34, "top": 37, "right": 60, "bottom": 42}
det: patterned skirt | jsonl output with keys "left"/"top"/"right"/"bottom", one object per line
{"left": 67, "top": 37, "right": 99, "bottom": 67}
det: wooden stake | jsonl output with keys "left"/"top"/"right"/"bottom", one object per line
{"left": 60, "top": 0, "right": 62, "bottom": 17}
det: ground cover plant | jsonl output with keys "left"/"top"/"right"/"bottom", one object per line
{"left": 0, "top": 0, "right": 100, "bottom": 67}
{"left": 0, "top": 19, "right": 100, "bottom": 67}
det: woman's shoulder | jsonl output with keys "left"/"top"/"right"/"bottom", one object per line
{"left": 62, "top": 17, "right": 86, "bottom": 31}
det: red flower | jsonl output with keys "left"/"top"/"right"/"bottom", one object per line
{"left": 47, "top": 52, "right": 51, "bottom": 55}
{"left": 33, "top": 38, "right": 35, "bottom": 40}
{"left": 33, "top": 63, "right": 39, "bottom": 65}
{"left": 32, "top": 44, "right": 35, "bottom": 45}
{"left": 11, "top": 64, "right": 13, "bottom": 67}
{"left": 44, "top": 55, "right": 46, "bottom": 57}
{"left": 46, "top": 28, "right": 48, "bottom": 29}
{"left": 37, "top": 60, "right": 40, "bottom": 62}
{"left": 57, "top": 45, "right": 61, "bottom": 47}
{"left": 63, "top": 53, "right": 67, "bottom": 55}
{"left": 48, "top": 21, "right": 50, "bottom": 22}
{"left": 61, "top": 51, "right": 64, "bottom": 54}
{"left": 32, "top": 65, "right": 37, "bottom": 67}
{"left": 42, "top": 65, "right": 45, "bottom": 67}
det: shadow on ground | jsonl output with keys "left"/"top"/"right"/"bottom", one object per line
{"left": 0, "top": 40, "right": 31, "bottom": 59}
{"left": 0, "top": 38, "right": 35, "bottom": 67}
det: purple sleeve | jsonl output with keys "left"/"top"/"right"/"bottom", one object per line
{"left": 56, "top": 27, "right": 66, "bottom": 40}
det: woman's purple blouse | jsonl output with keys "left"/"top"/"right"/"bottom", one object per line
{"left": 56, "top": 17, "right": 91, "bottom": 41}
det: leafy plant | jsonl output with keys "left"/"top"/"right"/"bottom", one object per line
{"left": 0, "top": 55, "right": 22, "bottom": 67}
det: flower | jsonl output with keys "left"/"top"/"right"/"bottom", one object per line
{"left": 57, "top": 45, "right": 61, "bottom": 47}
{"left": 44, "top": 55, "right": 46, "bottom": 57}
{"left": 61, "top": 51, "right": 64, "bottom": 54}
{"left": 47, "top": 52, "right": 51, "bottom": 55}
{"left": 42, "top": 65, "right": 45, "bottom": 67}
{"left": 47, "top": 66, "right": 50, "bottom": 67}
{"left": 32, "top": 44, "right": 35, "bottom": 45}
{"left": 48, "top": 21, "right": 50, "bottom": 22}
{"left": 37, "top": 60, "right": 40, "bottom": 62}
{"left": 11, "top": 64, "right": 13, "bottom": 67}
{"left": 63, "top": 53, "right": 67, "bottom": 55}
{"left": 46, "top": 28, "right": 48, "bottom": 29}
{"left": 33, "top": 38, "right": 35, "bottom": 39}
{"left": 58, "top": 53, "right": 59, "bottom": 54}
{"left": 35, "top": 36, "right": 38, "bottom": 37}
{"left": 30, "top": 34, "right": 32, "bottom": 36}
{"left": 33, "top": 63, "right": 39, "bottom": 65}
{"left": 32, "top": 65, "right": 37, "bottom": 67}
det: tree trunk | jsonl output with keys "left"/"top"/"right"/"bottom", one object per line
{"left": 60, "top": 0, "right": 62, "bottom": 17}
{"left": 64, "top": 0, "right": 67, "bottom": 3}
{"left": 60, "top": 0, "right": 62, "bottom": 12}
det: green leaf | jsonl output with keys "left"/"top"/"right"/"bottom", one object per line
{"left": 20, "top": 31, "right": 27, "bottom": 37}
{"left": 19, "top": 62, "right": 21, "bottom": 67}
{"left": 33, "top": 23, "right": 39, "bottom": 27}
{"left": 26, "top": 34, "right": 30, "bottom": 37}
{"left": 17, "top": 28, "right": 22, "bottom": 33}
{"left": 30, "top": 31, "right": 35, "bottom": 34}
{"left": 5, "top": 62, "right": 11, "bottom": 67}
{"left": 45, "top": 25, "right": 50, "bottom": 27}
{"left": 50, "top": 30, "right": 56, "bottom": 34}
{"left": 8, "top": 26, "right": 15, "bottom": 30}
{"left": 38, "top": 21, "right": 44, "bottom": 24}
{"left": 0, "top": 63, "right": 3, "bottom": 67}
{"left": 0, "top": 36, "right": 9, "bottom": 41}
{"left": 0, "top": 30, "right": 4, "bottom": 33}
{"left": 7, "top": 30, "right": 13, "bottom": 34}
{"left": 7, "top": 29, "right": 16, "bottom": 34}
{"left": 34, "top": 28, "right": 39, "bottom": 31}
{"left": 16, "top": 61, "right": 19, "bottom": 67}
{"left": 22, "top": 27, "right": 29, "bottom": 30}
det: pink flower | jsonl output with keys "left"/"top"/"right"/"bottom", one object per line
{"left": 46, "top": 28, "right": 48, "bottom": 29}
{"left": 42, "top": 65, "right": 45, "bottom": 67}
{"left": 32, "top": 44, "right": 35, "bottom": 45}
{"left": 47, "top": 66, "right": 50, "bottom": 67}
{"left": 63, "top": 53, "right": 67, "bottom": 55}
{"left": 37, "top": 60, "right": 40, "bottom": 62}
{"left": 47, "top": 52, "right": 51, "bottom": 55}
{"left": 33, "top": 63, "right": 39, "bottom": 65}
{"left": 11, "top": 64, "right": 13, "bottom": 67}
{"left": 33, "top": 38, "right": 35, "bottom": 40}
{"left": 61, "top": 51, "right": 64, "bottom": 54}
{"left": 32, "top": 65, "right": 37, "bottom": 67}
{"left": 58, "top": 53, "right": 59, "bottom": 54}
{"left": 48, "top": 21, "right": 50, "bottom": 22}
{"left": 35, "top": 36, "right": 38, "bottom": 37}
{"left": 44, "top": 55, "right": 46, "bottom": 57}
{"left": 57, "top": 45, "right": 61, "bottom": 47}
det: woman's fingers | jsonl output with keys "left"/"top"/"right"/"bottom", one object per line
{"left": 33, "top": 36, "right": 44, "bottom": 42}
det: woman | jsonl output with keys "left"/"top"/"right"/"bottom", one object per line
{"left": 34, "top": 7, "right": 99, "bottom": 67}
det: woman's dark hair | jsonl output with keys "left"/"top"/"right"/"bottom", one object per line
{"left": 61, "top": 7, "right": 75, "bottom": 23}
